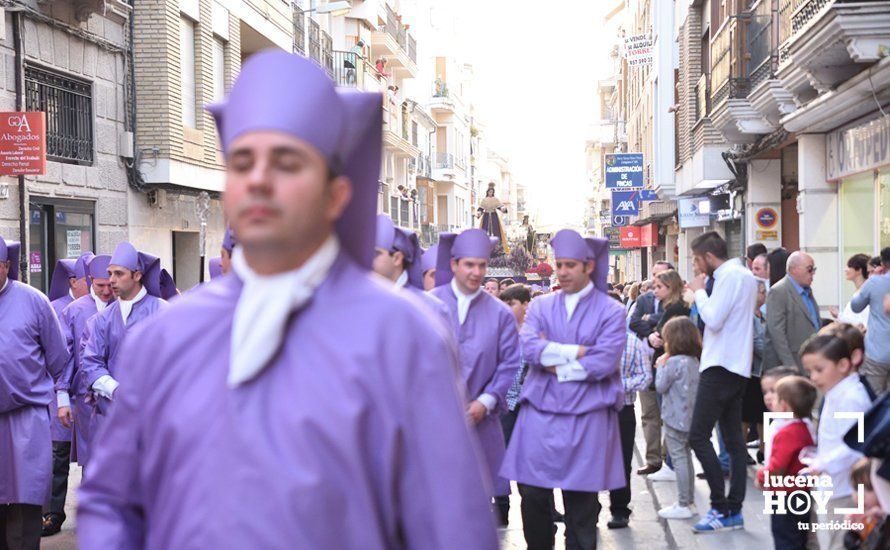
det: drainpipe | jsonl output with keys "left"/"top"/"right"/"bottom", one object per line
{"left": 13, "top": 10, "right": 27, "bottom": 283}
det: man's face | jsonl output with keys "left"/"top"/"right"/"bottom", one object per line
{"left": 372, "top": 248, "right": 404, "bottom": 283}
{"left": 423, "top": 269, "right": 436, "bottom": 291}
{"left": 651, "top": 262, "right": 670, "bottom": 277}
{"left": 556, "top": 258, "right": 593, "bottom": 294}
{"left": 108, "top": 265, "right": 141, "bottom": 300}
{"left": 692, "top": 253, "right": 713, "bottom": 277}
{"left": 0, "top": 260, "right": 8, "bottom": 290}
{"left": 91, "top": 278, "right": 114, "bottom": 303}
{"left": 506, "top": 298, "right": 528, "bottom": 325}
{"left": 224, "top": 131, "right": 351, "bottom": 262}
{"left": 483, "top": 280, "right": 500, "bottom": 296}
{"left": 71, "top": 277, "right": 89, "bottom": 299}
{"left": 220, "top": 248, "right": 232, "bottom": 275}
{"left": 752, "top": 256, "right": 768, "bottom": 280}
{"left": 452, "top": 258, "right": 487, "bottom": 294}
{"left": 789, "top": 254, "right": 816, "bottom": 288}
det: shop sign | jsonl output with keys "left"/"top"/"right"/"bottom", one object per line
{"left": 66, "top": 230, "right": 82, "bottom": 257}
{"left": 604, "top": 226, "right": 621, "bottom": 249}
{"left": 756, "top": 230, "right": 779, "bottom": 241}
{"left": 640, "top": 223, "right": 658, "bottom": 247}
{"left": 678, "top": 197, "right": 710, "bottom": 228}
{"left": 0, "top": 112, "right": 46, "bottom": 176}
{"left": 827, "top": 116, "right": 890, "bottom": 180}
{"left": 29, "top": 251, "right": 41, "bottom": 273}
{"left": 624, "top": 34, "right": 652, "bottom": 67}
{"left": 611, "top": 190, "right": 640, "bottom": 217}
{"left": 605, "top": 153, "right": 644, "bottom": 189}
{"left": 619, "top": 226, "right": 641, "bottom": 248}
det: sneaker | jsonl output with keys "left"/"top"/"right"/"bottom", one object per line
{"left": 692, "top": 509, "right": 743, "bottom": 533}
{"left": 647, "top": 467, "right": 677, "bottom": 481}
{"left": 658, "top": 503, "right": 694, "bottom": 519}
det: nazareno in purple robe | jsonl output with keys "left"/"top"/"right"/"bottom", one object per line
{"left": 77, "top": 254, "right": 498, "bottom": 549}
{"left": 500, "top": 287, "right": 628, "bottom": 492}
{"left": 49, "top": 294, "right": 75, "bottom": 442}
{"left": 0, "top": 279, "right": 69, "bottom": 505}
{"left": 429, "top": 284, "right": 520, "bottom": 497}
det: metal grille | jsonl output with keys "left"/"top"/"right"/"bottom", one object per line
{"left": 25, "top": 65, "right": 93, "bottom": 164}
{"left": 293, "top": 5, "right": 306, "bottom": 55}
{"left": 308, "top": 19, "right": 320, "bottom": 63}
{"left": 321, "top": 31, "right": 333, "bottom": 77}
{"left": 746, "top": 0, "right": 775, "bottom": 86}
{"left": 792, "top": 0, "right": 831, "bottom": 34}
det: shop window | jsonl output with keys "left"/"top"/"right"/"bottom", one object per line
{"left": 840, "top": 172, "right": 875, "bottom": 304}
{"left": 25, "top": 65, "right": 94, "bottom": 165}
{"left": 880, "top": 170, "right": 890, "bottom": 250}
{"left": 28, "top": 198, "right": 95, "bottom": 293}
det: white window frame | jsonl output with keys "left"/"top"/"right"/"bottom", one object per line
{"left": 180, "top": 16, "right": 198, "bottom": 128}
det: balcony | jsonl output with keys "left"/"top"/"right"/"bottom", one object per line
{"left": 332, "top": 51, "right": 386, "bottom": 92}
{"left": 709, "top": 16, "right": 747, "bottom": 108}
{"left": 434, "top": 152, "right": 454, "bottom": 169}
{"left": 382, "top": 103, "right": 420, "bottom": 158}
{"left": 777, "top": 0, "right": 890, "bottom": 106}
{"left": 370, "top": 3, "right": 419, "bottom": 78}
{"left": 415, "top": 154, "right": 432, "bottom": 179}
{"left": 38, "top": 0, "right": 130, "bottom": 23}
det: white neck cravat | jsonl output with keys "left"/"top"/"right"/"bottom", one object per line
{"left": 119, "top": 285, "right": 147, "bottom": 324}
{"left": 91, "top": 287, "right": 109, "bottom": 313}
{"left": 564, "top": 281, "right": 593, "bottom": 322}
{"left": 395, "top": 270, "right": 408, "bottom": 289}
{"left": 451, "top": 278, "right": 482, "bottom": 325}
{"left": 229, "top": 235, "right": 340, "bottom": 388}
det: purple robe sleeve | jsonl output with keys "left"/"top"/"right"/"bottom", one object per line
{"left": 81, "top": 313, "right": 111, "bottom": 390}
{"left": 56, "top": 306, "right": 76, "bottom": 393}
{"left": 573, "top": 310, "right": 626, "bottom": 382}
{"left": 39, "top": 298, "right": 69, "bottom": 385}
{"left": 481, "top": 309, "right": 520, "bottom": 413}
{"left": 396, "top": 319, "right": 499, "bottom": 548}
{"left": 77, "top": 325, "right": 147, "bottom": 549}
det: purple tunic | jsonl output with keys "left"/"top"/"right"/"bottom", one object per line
{"left": 429, "top": 284, "right": 520, "bottom": 497}
{"left": 500, "top": 289, "right": 627, "bottom": 492}
{"left": 77, "top": 254, "right": 498, "bottom": 550}
{"left": 49, "top": 293, "right": 75, "bottom": 442}
{"left": 0, "top": 280, "right": 69, "bottom": 505}
{"left": 58, "top": 295, "right": 103, "bottom": 464}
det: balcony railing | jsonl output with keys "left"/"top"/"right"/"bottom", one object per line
{"left": 695, "top": 73, "right": 710, "bottom": 122}
{"left": 416, "top": 154, "right": 432, "bottom": 178}
{"left": 308, "top": 19, "right": 321, "bottom": 63}
{"left": 407, "top": 35, "right": 417, "bottom": 64}
{"left": 331, "top": 50, "right": 384, "bottom": 90}
{"left": 293, "top": 5, "right": 306, "bottom": 55}
{"left": 746, "top": 0, "right": 776, "bottom": 89}
{"left": 434, "top": 152, "right": 454, "bottom": 169}
{"left": 779, "top": 0, "right": 831, "bottom": 62}
{"left": 710, "top": 15, "right": 749, "bottom": 107}
{"left": 382, "top": 3, "right": 416, "bottom": 64}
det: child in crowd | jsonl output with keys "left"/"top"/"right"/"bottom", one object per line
{"left": 801, "top": 334, "right": 874, "bottom": 550}
{"left": 756, "top": 376, "right": 818, "bottom": 550}
{"left": 760, "top": 367, "right": 805, "bottom": 462}
{"left": 654, "top": 316, "right": 701, "bottom": 520}
{"left": 819, "top": 322, "right": 878, "bottom": 401}
{"left": 844, "top": 458, "right": 886, "bottom": 549}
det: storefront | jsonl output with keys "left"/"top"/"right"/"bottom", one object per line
{"left": 27, "top": 197, "right": 96, "bottom": 294}
{"left": 827, "top": 115, "right": 890, "bottom": 304}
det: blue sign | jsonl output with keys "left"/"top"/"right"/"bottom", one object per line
{"left": 611, "top": 215, "right": 629, "bottom": 227}
{"left": 604, "top": 153, "right": 644, "bottom": 189}
{"left": 639, "top": 189, "right": 659, "bottom": 201}
{"left": 612, "top": 190, "right": 640, "bottom": 217}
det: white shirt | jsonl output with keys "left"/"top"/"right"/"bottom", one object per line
{"left": 694, "top": 259, "right": 758, "bottom": 377}
{"left": 539, "top": 282, "right": 594, "bottom": 383}
{"left": 813, "top": 373, "right": 872, "bottom": 499}
{"left": 119, "top": 286, "right": 147, "bottom": 325}
{"left": 229, "top": 235, "right": 339, "bottom": 388}
{"left": 449, "top": 278, "right": 496, "bottom": 412}
{"left": 395, "top": 270, "right": 408, "bottom": 289}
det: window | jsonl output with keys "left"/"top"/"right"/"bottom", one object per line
{"left": 25, "top": 66, "right": 93, "bottom": 164}
{"left": 180, "top": 16, "right": 197, "bottom": 127}
{"left": 212, "top": 37, "right": 226, "bottom": 101}
{"left": 28, "top": 198, "right": 95, "bottom": 293}
{"left": 293, "top": 6, "right": 306, "bottom": 55}
{"left": 840, "top": 173, "right": 876, "bottom": 304}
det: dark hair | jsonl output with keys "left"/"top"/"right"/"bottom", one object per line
{"left": 607, "top": 291, "right": 623, "bottom": 303}
{"left": 654, "top": 260, "right": 675, "bottom": 271}
{"left": 819, "top": 322, "right": 864, "bottom": 367}
{"left": 799, "top": 334, "right": 851, "bottom": 363}
{"left": 661, "top": 317, "right": 702, "bottom": 359}
{"left": 882, "top": 247, "right": 890, "bottom": 266}
{"left": 485, "top": 278, "right": 499, "bottom": 286}
{"left": 775, "top": 376, "right": 818, "bottom": 419}
{"left": 746, "top": 243, "right": 768, "bottom": 262}
{"left": 847, "top": 253, "right": 870, "bottom": 280}
{"left": 768, "top": 247, "right": 790, "bottom": 287}
{"left": 851, "top": 458, "right": 874, "bottom": 491}
{"left": 499, "top": 278, "right": 516, "bottom": 288}
{"left": 500, "top": 283, "right": 531, "bottom": 304}
{"left": 690, "top": 231, "right": 728, "bottom": 261}
{"left": 870, "top": 256, "right": 882, "bottom": 269}
{"left": 615, "top": 283, "right": 626, "bottom": 292}
{"left": 761, "top": 365, "right": 800, "bottom": 380}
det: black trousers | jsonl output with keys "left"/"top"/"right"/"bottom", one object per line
{"left": 0, "top": 504, "right": 42, "bottom": 550}
{"left": 608, "top": 403, "right": 636, "bottom": 518}
{"left": 45, "top": 441, "right": 71, "bottom": 519}
{"left": 688, "top": 367, "right": 748, "bottom": 515}
{"left": 519, "top": 484, "right": 600, "bottom": 550}
{"left": 770, "top": 508, "right": 809, "bottom": 550}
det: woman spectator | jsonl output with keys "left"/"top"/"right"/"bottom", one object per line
{"left": 830, "top": 253, "right": 870, "bottom": 329}
{"left": 647, "top": 270, "right": 691, "bottom": 365}
{"left": 767, "top": 247, "right": 790, "bottom": 288}
{"left": 626, "top": 282, "right": 641, "bottom": 319}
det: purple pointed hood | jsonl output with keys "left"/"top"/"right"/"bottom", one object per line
{"left": 375, "top": 215, "right": 423, "bottom": 289}
{"left": 109, "top": 242, "right": 163, "bottom": 298}
{"left": 48, "top": 259, "right": 77, "bottom": 301}
{"left": 550, "top": 229, "right": 610, "bottom": 292}
{"left": 88, "top": 255, "right": 112, "bottom": 280}
{"left": 159, "top": 269, "right": 178, "bottom": 300}
{"left": 421, "top": 244, "right": 438, "bottom": 275}
{"left": 74, "top": 252, "right": 95, "bottom": 280}
{"left": 209, "top": 257, "right": 223, "bottom": 280}
{"left": 221, "top": 226, "right": 237, "bottom": 254}
{"left": 0, "top": 236, "right": 20, "bottom": 281}
{"left": 207, "top": 50, "right": 382, "bottom": 269}
{"left": 434, "top": 229, "right": 497, "bottom": 287}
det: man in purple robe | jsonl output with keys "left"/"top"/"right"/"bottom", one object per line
{"left": 373, "top": 214, "right": 449, "bottom": 323}
{"left": 0, "top": 236, "right": 69, "bottom": 549}
{"left": 421, "top": 244, "right": 438, "bottom": 291}
{"left": 500, "top": 229, "right": 627, "bottom": 550}
{"left": 208, "top": 257, "right": 223, "bottom": 280}
{"left": 48, "top": 259, "right": 78, "bottom": 316}
{"left": 55, "top": 255, "right": 114, "bottom": 470}
{"left": 77, "top": 51, "right": 496, "bottom": 550}
{"left": 80, "top": 243, "right": 167, "bottom": 429}
{"left": 219, "top": 226, "right": 236, "bottom": 275}
{"left": 429, "top": 229, "right": 521, "bottom": 500}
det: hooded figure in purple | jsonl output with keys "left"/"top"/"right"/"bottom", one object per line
{"left": 48, "top": 258, "right": 78, "bottom": 316}
{"left": 500, "top": 229, "right": 626, "bottom": 550}
{"left": 0, "top": 236, "right": 69, "bottom": 547}
{"left": 429, "top": 229, "right": 521, "bottom": 498}
{"left": 372, "top": 214, "right": 450, "bottom": 325}
{"left": 421, "top": 244, "right": 438, "bottom": 291}
{"left": 56, "top": 255, "right": 115, "bottom": 467}
{"left": 80, "top": 242, "right": 167, "bottom": 424}
{"left": 77, "top": 51, "right": 497, "bottom": 550}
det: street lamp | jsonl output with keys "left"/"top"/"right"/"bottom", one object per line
{"left": 304, "top": 1, "right": 352, "bottom": 17}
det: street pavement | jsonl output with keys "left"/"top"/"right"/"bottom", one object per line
{"left": 40, "top": 406, "right": 775, "bottom": 549}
